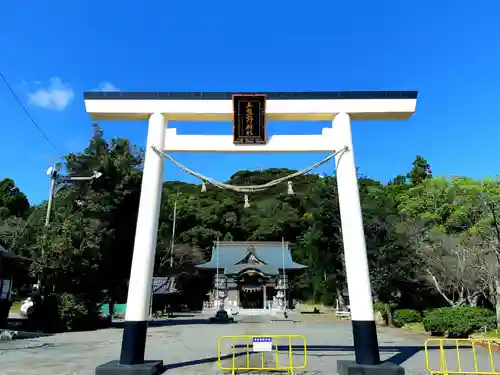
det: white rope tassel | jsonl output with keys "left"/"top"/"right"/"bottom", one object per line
{"left": 244, "top": 194, "right": 250, "bottom": 208}
{"left": 201, "top": 180, "right": 207, "bottom": 192}
{"left": 287, "top": 181, "right": 294, "bottom": 195}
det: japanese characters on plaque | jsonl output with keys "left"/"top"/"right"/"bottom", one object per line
{"left": 232, "top": 94, "right": 267, "bottom": 145}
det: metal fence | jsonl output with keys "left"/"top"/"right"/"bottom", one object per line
{"left": 218, "top": 334, "right": 307, "bottom": 375}
{"left": 425, "top": 338, "right": 500, "bottom": 375}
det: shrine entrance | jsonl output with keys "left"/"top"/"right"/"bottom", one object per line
{"left": 237, "top": 271, "right": 266, "bottom": 309}
{"left": 239, "top": 285, "right": 263, "bottom": 309}
{"left": 85, "top": 90, "right": 418, "bottom": 375}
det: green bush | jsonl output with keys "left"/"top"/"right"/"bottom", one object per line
{"left": 422, "top": 307, "right": 496, "bottom": 337}
{"left": 59, "top": 293, "right": 88, "bottom": 331}
{"left": 423, "top": 308, "right": 435, "bottom": 317}
{"left": 373, "top": 302, "right": 385, "bottom": 313}
{"left": 393, "top": 309, "right": 421, "bottom": 327}
{"left": 30, "top": 293, "right": 108, "bottom": 333}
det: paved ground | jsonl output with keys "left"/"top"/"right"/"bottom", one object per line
{"left": 1, "top": 314, "right": 499, "bottom": 375}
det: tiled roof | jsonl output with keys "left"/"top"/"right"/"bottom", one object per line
{"left": 196, "top": 241, "right": 307, "bottom": 273}
{"left": 151, "top": 277, "right": 179, "bottom": 295}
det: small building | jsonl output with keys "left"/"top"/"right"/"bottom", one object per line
{"left": 150, "top": 276, "right": 180, "bottom": 315}
{"left": 0, "top": 244, "right": 16, "bottom": 300}
{"left": 101, "top": 276, "right": 180, "bottom": 318}
{"left": 0, "top": 243, "right": 23, "bottom": 328}
{"left": 152, "top": 276, "right": 178, "bottom": 295}
{"left": 196, "top": 241, "right": 307, "bottom": 310}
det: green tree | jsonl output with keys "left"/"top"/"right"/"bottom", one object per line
{"left": 62, "top": 124, "right": 144, "bottom": 310}
{"left": 6, "top": 123, "right": 500, "bottom": 333}
{"left": 407, "top": 155, "right": 432, "bottom": 185}
{"left": 294, "top": 176, "right": 344, "bottom": 305}
{"left": 0, "top": 178, "right": 30, "bottom": 219}
{"left": 360, "top": 179, "right": 417, "bottom": 325}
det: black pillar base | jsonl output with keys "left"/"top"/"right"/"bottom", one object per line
{"left": 352, "top": 320, "right": 380, "bottom": 365}
{"left": 120, "top": 321, "right": 149, "bottom": 365}
{"left": 95, "top": 321, "right": 164, "bottom": 374}
{"left": 337, "top": 360, "right": 404, "bottom": 375}
{"left": 95, "top": 360, "right": 165, "bottom": 375}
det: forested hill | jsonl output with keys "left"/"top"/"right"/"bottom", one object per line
{"left": 1, "top": 124, "right": 500, "bottom": 316}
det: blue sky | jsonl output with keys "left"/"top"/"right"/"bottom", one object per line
{"left": 1, "top": 1, "right": 499, "bottom": 204}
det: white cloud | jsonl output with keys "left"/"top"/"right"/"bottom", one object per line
{"left": 28, "top": 77, "right": 74, "bottom": 111}
{"left": 96, "top": 81, "right": 119, "bottom": 92}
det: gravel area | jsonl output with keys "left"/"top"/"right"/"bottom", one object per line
{"left": 0, "top": 314, "right": 498, "bottom": 375}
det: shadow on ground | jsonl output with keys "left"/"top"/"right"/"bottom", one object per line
{"left": 112, "top": 318, "right": 239, "bottom": 328}
{"left": 163, "top": 344, "right": 455, "bottom": 371}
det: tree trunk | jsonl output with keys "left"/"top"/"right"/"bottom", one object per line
{"left": 453, "top": 298, "right": 467, "bottom": 307}
{"left": 336, "top": 288, "right": 346, "bottom": 310}
{"left": 428, "top": 273, "right": 456, "bottom": 306}
{"left": 108, "top": 285, "right": 115, "bottom": 320}
{"left": 470, "top": 296, "right": 479, "bottom": 307}
{"left": 384, "top": 303, "right": 394, "bottom": 327}
{"left": 495, "top": 278, "right": 500, "bottom": 330}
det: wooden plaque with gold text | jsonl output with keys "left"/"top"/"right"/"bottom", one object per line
{"left": 232, "top": 94, "right": 267, "bottom": 145}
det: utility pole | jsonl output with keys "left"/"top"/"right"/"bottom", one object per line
{"left": 45, "top": 173, "right": 56, "bottom": 227}
{"left": 38, "top": 166, "right": 103, "bottom": 287}
{"left": 44, "top": 166, "right": 103, "bottom": 227}
{"left": 169, "top": 199, "right": 177, "bottom": 268}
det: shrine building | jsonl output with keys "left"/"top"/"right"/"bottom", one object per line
{"left": 196, "top": 241, "right": 307, "bottom": 310}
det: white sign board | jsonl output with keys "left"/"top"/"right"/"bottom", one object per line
{"left": 252, "top": 337, "right": 272, "bottom": 352}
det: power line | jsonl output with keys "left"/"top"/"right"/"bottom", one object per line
{"left": 0, "top": 71, "right": 64, "bottom": 158}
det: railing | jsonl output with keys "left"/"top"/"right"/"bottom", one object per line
{"left": 425, "top": 338, "right": 500, "bottom": 375}
{"left": 218, "top": 334, "right": 307, "bottom": 375}
{"left": 335, "top": 309, "right": 351, "bottom": 319}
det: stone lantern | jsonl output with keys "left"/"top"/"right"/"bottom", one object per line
{"left": 275, "top": 275, "right": 288, "bottom": 310}
{"left": 213, "top": 275, "right": 228, "bottom": 309}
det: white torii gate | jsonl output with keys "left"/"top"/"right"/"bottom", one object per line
{"left": 86, "top": 91, "right": 417, "bottom": 375}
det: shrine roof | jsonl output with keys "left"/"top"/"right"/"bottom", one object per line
{"left": 224, "top": 264, "right": 279, "bottom": 276}
{"left": 196, "top": 241, "right": 307, "bottom": 274}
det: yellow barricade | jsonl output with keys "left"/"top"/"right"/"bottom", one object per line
{"left": 425, "top": 338, "right": 500, "bottom": 375}
{"left": 218, "top": 334, "right": 307, "bottom": 375}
